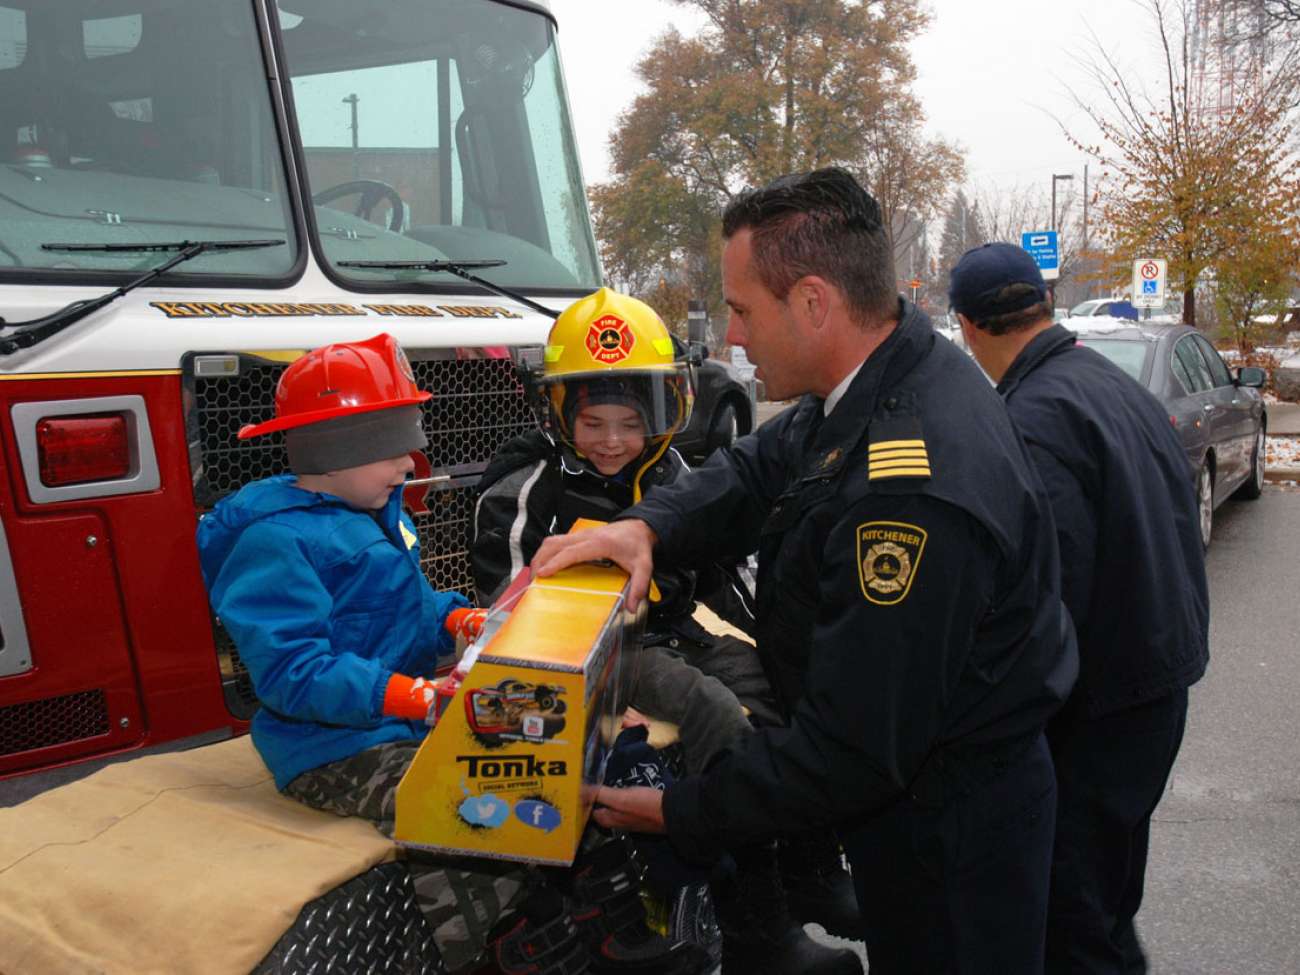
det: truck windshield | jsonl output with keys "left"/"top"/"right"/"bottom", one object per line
{"left": 0, "top": 1, "right": 298, "bottom": 280}
{"left": 278, "top": 0, "right": 601, "bottom": 294}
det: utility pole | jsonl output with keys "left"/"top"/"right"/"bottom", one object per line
{"left": 1082, "top": 164, "right": 1089, "bottom": 252}
{"left": 1051, "top": 173, "right": 1073, "bottom": 235}
{"left": 342, "top": 93, "right": 360, "bottom": 179}
{"left": 1083, "top": 163, "right": 1090, "bottom": 298}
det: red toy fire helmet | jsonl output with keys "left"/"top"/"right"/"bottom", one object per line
{"left": 238, "top": 333, "right": 431, "bottom": 439}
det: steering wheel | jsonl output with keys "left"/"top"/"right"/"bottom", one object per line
{"left": 311, "top": 179, "right": 406, "bottom": 233}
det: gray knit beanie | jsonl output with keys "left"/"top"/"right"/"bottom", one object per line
{"left": 285, "top": 405, "right": 427, "bottom": 474}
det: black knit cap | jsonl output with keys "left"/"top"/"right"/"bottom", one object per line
{"left": 948, "top": 242, "right": 1048, "bottom": 322}
{"left": 285, "top": 405, "right": 427, "bottom": 474}
{"left": 563, "top": 377, "right": 653, "bottom": 431}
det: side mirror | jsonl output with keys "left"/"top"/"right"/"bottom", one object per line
{"left": 1236, "top": 366, "right": 1267, "bottom": 388}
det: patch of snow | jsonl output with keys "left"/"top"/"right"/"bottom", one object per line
{"left": 1264, "top": 435, "right": 1300, "bottom": 470}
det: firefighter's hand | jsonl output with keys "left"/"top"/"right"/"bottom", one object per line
{"left": 531, "top": 520, "right": 658, "bottom": 611}
{"left": 445, "top": 607, "right": 488, "bottom": 642}
{"left": 592, "top": 785, "right": 666, "bottom": 834}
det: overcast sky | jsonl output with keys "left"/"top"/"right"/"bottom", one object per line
{"left": 548, "top": 0, "right": 1160, "bottom": 199}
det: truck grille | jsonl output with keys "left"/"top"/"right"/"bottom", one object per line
{"left": 0, "top": 689, "right": 109, "bottom": 758}
{"left": 188, "top": 351, "right": 537, "bottom": 718}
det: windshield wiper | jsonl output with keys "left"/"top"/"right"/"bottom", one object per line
{"left": 336, "top": 258, "right": 560, "bottom": 319}
{"left": 0, "top": 239, "right": 285, "bottom": 355}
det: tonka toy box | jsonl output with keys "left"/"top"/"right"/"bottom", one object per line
{"left": 394, "top": 543, "right": 632, "bottom": 866}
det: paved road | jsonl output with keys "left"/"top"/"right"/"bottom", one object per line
{"left": 1140, "top": 485, "right": 1300, "bottom": 974}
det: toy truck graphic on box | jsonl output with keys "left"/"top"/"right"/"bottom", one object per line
{"left": 465, "top": 677, "right": 568, "bottom": 743}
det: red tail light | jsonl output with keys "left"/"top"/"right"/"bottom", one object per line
{"left": 35, "top": 414, "right": 131, "bottom": 486}
{"left": 1169, "top": 415, "right": 1178, "bottom": 427}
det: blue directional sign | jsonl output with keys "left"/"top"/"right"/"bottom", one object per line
{"left": 1021, "top": 231, "right": 1060, "bottom": 280}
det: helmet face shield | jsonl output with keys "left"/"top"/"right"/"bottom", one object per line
{"left": 546, "top": 368, "right": 694, "bottom": 441}
{"left": 540, "top": 288, "right": 695, "bottom": 446}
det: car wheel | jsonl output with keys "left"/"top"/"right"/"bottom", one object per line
{"left": 1232, "top": 428, "right": 1266, "bottom": 501}
{"left": 705, "top": 401, "right": 739, "bottom": 454}
{"left": 1196, "top": 461, "right": 1214, "bottom": 550}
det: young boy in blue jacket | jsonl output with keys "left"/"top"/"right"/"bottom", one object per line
{"left": 198, "top": 333, "right": 709, "bottom": 975}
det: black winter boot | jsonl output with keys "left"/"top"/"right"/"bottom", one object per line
{"left": 778, "top": 832, "right": 863, "bottom": 940}
{"left": 567, "top": 837, "right": 714, "bottom": 975}
{"left": 713, "top": 843, "right": 863, "bottom": 975}
{"left": 474, "top": 884, "right": 590, "bottom": 975}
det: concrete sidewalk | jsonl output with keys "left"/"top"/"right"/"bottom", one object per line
{"left": 1268, "top": 402, "right": 1300, "bottom": 436}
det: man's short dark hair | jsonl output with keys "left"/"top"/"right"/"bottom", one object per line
{"left": 971, "top": 290, "right": 1055, "bottom": 336}
{"left": 721, "top": 167, "right": 897, "bottom": 328}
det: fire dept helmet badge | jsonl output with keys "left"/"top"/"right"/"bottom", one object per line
{"left": 857, "top": 521, "right": 927, "bottom": 605}
{"left": 585, "top": 314, "right": 635, "bottom": 364}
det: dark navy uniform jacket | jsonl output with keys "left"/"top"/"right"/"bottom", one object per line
{"left": 997, "top": 325, "right": 1209, "bottom": 718}
{"left": 630, "top": 302, "right": 1079, "bottom": 860}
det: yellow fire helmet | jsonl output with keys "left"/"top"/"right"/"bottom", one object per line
{"left": 541, "top": 287, "right": 694, "bottom": 444}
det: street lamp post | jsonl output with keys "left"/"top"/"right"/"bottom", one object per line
{"left": 1051, "top": 173, "right": 1073, "bottom": 235}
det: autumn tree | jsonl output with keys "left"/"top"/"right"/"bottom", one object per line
{"left": 937, "top": 190, "right": 988, "bottom": 276}
{"left": 1214, "top": 209, "right": 1300, "bottom": 352}
{"left": 1063, "top": 0, "right": 1300, "bottom": 326}
{"left": 589, "top": 0, "right": 962, "bottom": 332}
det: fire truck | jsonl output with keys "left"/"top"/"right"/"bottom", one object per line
{"left": 0, "top": 0, "right": 602, "bottom": 783}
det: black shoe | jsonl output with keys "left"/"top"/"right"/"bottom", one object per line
{"left": 714, "top": 843, "right": 863, "bottom": 975}
{"left": 475, "top": 884, "right": 590, "bottom": 975}
{"left": 778, "top": 833, "right": 862, "bottom": 940}
{"left": 568, "top": 837, "right": 714, "bottom": 974}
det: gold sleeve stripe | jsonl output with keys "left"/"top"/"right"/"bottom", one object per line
{"left": 869, "top": 457, "right": 933, "bottom": 471}
{"left": 869, "top": 439, "right": 926, "bottom": 453}
{"left": 869, "top": 448, "right": 929, "bottom": 462}
{"left": 869, "top": 466, "right": 932, "bottom": 480}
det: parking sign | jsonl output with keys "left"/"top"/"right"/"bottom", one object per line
{"left": 1131, "top": 259, "right": 1167, "bottom": 308}
{"left": 1021, "top": 231, "right": 1060, "bottom": 281}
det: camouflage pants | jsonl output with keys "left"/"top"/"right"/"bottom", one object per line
{"left": 285, "top": 740, "right": 536, "bottom": 973}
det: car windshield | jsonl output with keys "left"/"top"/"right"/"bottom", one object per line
{"left": 278, "top": 0, "right": 601, "bottom": 293}
{"left": 1077, "top": 338, "right": 1151, "bottom": 382}
{"left": 0, "top": 0, "right": 298, "bottom": 279}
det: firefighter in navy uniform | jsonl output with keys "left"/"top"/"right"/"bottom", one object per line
{"left": 530, "top": 167, "right": 1080, "bottom": 974}
{"left": 950, "top": 242, "right": 1209, "bottom": 974}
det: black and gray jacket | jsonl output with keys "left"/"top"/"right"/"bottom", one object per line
{"left": 469, "top": 429, "right": 754, "bottom": 647}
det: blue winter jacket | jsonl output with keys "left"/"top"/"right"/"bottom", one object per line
{"left": 197, "top": 475, "right": 467, "bottom": 789}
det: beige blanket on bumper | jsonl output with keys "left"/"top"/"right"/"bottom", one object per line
{"left": 0, "top": 737, "right": 395, "bottom": 975}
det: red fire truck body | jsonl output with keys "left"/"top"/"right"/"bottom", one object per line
{"left": 0, "top": 0, "right": 599, "bottom": 782}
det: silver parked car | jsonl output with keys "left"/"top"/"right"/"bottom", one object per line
{"left": 1068, "top": 319, "right": 1268, "bottom": 548}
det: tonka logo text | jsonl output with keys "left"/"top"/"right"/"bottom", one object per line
{"left": 456, "top": 755, "right": 568, "bottom": 778}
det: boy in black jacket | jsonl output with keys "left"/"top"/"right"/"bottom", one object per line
{"left": 472, "top": 288, "right": 860, "bottom": 975}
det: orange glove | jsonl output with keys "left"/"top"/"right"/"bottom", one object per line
{"left": 445, "top": 607, "right": 488, "bottom": 642}
{"left": 383, "top": 673, "right": 439, "bottom": 725}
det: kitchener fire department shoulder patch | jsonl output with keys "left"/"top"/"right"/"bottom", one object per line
{"left": 856, "top": 521, "right": 927, "bottom": 605}
{"left": 586, "top": 314, "right": 635, "bottom": 364}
